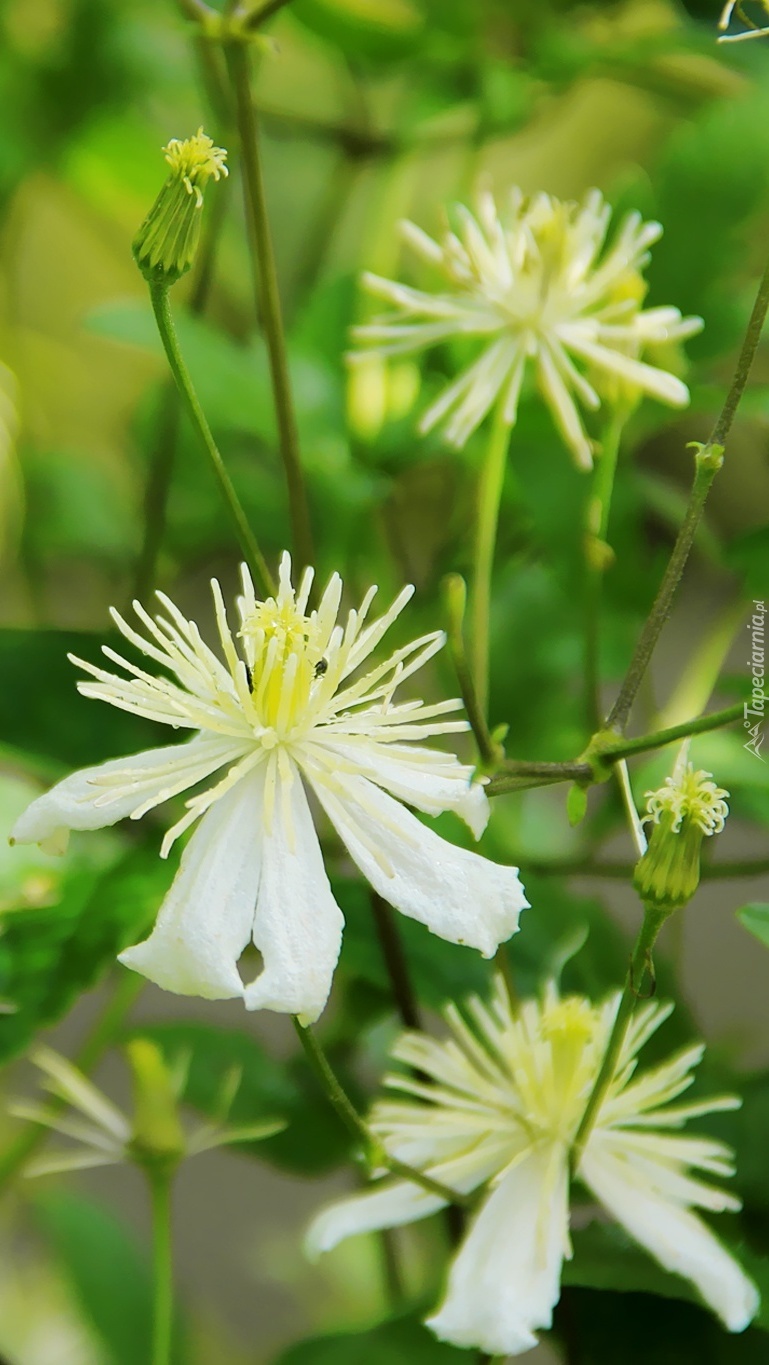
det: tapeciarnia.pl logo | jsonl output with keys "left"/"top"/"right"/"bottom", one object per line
{"left": 744, "top": 600, "right": 766, "bottom": 761}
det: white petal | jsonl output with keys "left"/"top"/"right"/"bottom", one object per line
{"left": 427, "top": 1144, "right": 570, "bottom": 1355}
{"left": 244, "top": 767, "right": 344, "bottom": 1024}
{"left": 306, "top": 1179, "right": 447, "bottom": 1258}
{"left": 580, "top": 1138, "right": 759, "bottom": 1332}
{"left": 119, "top": 773, "right": 264, "bottom": 1001}
{"left": 313, "top": 739, "right": 489, "bottom": 839}
{"left": 306, "top": 1129, "right": 509, "bottom": 1257}
{"left": 308, "top": 771, "right": 527, "bottom": 956}
{"left": 10, "top": 736, "right": 247, "bottom": 853}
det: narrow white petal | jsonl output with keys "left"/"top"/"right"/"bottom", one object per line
{"left": 10, "top": 736, "right": 246, "bottom": 852}
{"left": 308, "top": 771, "right": 527, "bottom": 956}
{"left": 561, "top": 329, "right": 691, "bottom": 407}
{"left": 312, "top": 739, "right": 489, "bottom": 839}
{"left": 580, "top": 1139, "right": 759, "bottom": 1332}
{"left": 244, "top": 768, "right": 344, "bottom": 1024}
{"left": 306, "top": 1179, "right": 447, "bottom": 1258}
{"left": 427, "top": 1144, "right": 570, "bottom": 1356}
{"left": 119, "top": 773, "right": 264, "bottom": 1001}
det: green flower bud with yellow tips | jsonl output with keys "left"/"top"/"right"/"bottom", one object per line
{"left": 634, "top": 751, "right": 729, "bottom": 911}
{"left": 133, "top": 127, "right": 228, "bottom": 286}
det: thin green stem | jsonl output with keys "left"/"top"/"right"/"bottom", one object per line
{"left": 471, "top": 409, "right": 512, "bottom": 717}
{"left": 570, "top": 905, "right": 666, "bottom": 1173}
{"left": 501, "top": 855, "right": 769, "bottom": 880}
{"left": 149, "top": 1172, "right": 174, "bottom": 1365}
{"left": 0, "top": 971, "right": 144, "bottom": 1192}
{"left": 147, "top": 280, "right": 274, "bottom": 596}
{"left": 370, "top": 893, "right": 421, "bottom": 1030}
{"left": 443, "top": 573, "right": 502, "bottom": 770}
{"left": 584, "top": 414, "right": 624, "bottom": 728}
{"left": 604, "top": 701, "right": 744, "bottom": 761}
{"left": 223, "top": 39, "right": 314, "bottom": 570}
{"left": 293, "top": 1019, "right": 472, "bottom": 1208}
{"left": 605, "top": 457, "right": 720, "bottom": 732}
{"left": 607, "top": 246, "right": 769, "bottom": 733}
{"left": 132, "top": 172, "right": 230, "bottom": 604}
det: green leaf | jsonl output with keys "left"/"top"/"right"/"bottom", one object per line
{"left": 140, "top": 1022, "right": 352, "bottom": 1176}
{"left": 0, "top": 628, "right": 163, "bottom": 767}
{"left": 32, "top": 1187, "right": 186, "bottom": 1365}
{"left": 333, "top": 876, "right": 491, "bottom": 1016}
{"left": 737, "top": 904, "right": 769, "bottom": 950}
{"left": 725, "top": 528, "right": 769, "bottom": 599}
{"left": 554, "top": 1284, "right": 769, "bottom": 1362}
{"left": 0, "top": 844, "right": 166, "bottom": 1065}
{"left": 274, "top": 1312, "right": 468, "bottom": 1364}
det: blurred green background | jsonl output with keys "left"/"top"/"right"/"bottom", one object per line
{"left": 0, "top": 0, "right": 769, "bottom": 1361}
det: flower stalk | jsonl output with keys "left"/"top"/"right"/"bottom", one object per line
{"left": 149, "top": 1170, "right": 175, "bottom": 1365}
{"left": 223, "top": 36, "right": 314, "bottom": 570}
{"left": 293, "top": 1019, "right": 472, "bottom": 1207}
{"left": 147, "top": 279, "right": 275, "bottom": 597}
{"left": 471, "top": 406, "right": 512, "bottom": 717}
{"left": 570, "top": 903, "right": 666, "bottom": 1174}
{"left": 606, "top": 240, "right": 769, "bottom": 733}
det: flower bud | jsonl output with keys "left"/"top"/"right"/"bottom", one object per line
{"left": 633, "top": 755, "right": 729, "bottom": 911}
{"left": 126, "top": 1039, "right": 186, "bottom": 1173}
{"left": 133, "top": 127, "right": 227, "bottom": 286}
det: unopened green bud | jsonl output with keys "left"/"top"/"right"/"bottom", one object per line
{"left": 126, "top": 1039, "right": 186, "bottom": 1173}
{"left": 133, "top": 128, "right": 228, "bottom": 286}
{"left": 633, "top": 759, "right": 729, "bottom": 911}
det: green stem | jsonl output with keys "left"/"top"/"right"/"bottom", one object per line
{"left": 443, "top": 573, "right": 502, "bottom": 770}
{"left": 471, "top": 408, "right": 512, "bottom": 717}
{"left": 0, "top": 971, "right": 144, "bottom": 1192}
{"left": 133, "top": 172, "right": 229, "bottom": 604}
{"left": 149, "top": 1171, "right": 174, "bottom": 1365}
{"left": 370, "top": 894, "right": 421, "bottom": 1030}
{"left": 570, "top": 905, "right": 666, "bottom": 1173}
{"left": 604, "top": 700, "right": 744, "bottom": 761}
{"left": 606, "top": 246, "right": 769, "bottom": 733}
{"left": 293, "top": 1019, "right": 472, "bottom": 1208}
{"left": 501, "top": 855, "right": 769, "bottom": 880}
{"left": 147, "top": 280, "right": 274, "bottom": 596}
{"left": 584, "top": 414, "right": 624, "bottom": 728}
{"left": 223, "top": 39, "right": 314, "bottom": 570}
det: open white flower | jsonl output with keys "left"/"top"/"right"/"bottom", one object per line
{"left": 10, "top": 555, "right": 527, "bottom": 1022}
{"left": 352, "top": 188, "right": 702, "bottom": 466}
{"left": 307, "top": 980, "right": 758, "bottom": 1355}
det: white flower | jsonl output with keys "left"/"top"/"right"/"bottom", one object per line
{"left": 352, "top": 188, "right": 702, "bottom": 466}
{"left": 10, "top": 555, "right": 527, "bottom": 1023}
{"left": 10, "top": 1044, "right": 281, "bottom": 1177}
{"left": 306, "top": 980, "right": 758, "bottom": 1355}
{"left": 718, "top": 0, "right": 769, "bottom": 41}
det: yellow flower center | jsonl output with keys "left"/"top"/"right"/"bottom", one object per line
{"left": 513, "top": 995, "right": 603, "bottom": 1143}
{"left": 240, "top": 596, "right": 326, "bottom": 738}
{"left": 646, "top": 763, "right": 729, "bottom": 837}
{"left": 163, "top": 128, "right": 228, "bottom": 206}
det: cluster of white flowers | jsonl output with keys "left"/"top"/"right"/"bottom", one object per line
{"left": 8, "top": 173, "right": 758, "bottom": 1356}
{"left": 308, "top": 979, "right": 758, "bottom": 1354}
{"left": 352, "top": 188, "right": 702, "bottom": 466}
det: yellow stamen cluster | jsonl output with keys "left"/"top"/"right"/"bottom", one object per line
{"left": 163, "top": 127, "right": 228, "bottom": 207}
{"left": 645, "top": 764, "right": 729, "bottom": 837}
{"left": 239, "top": 594, "right": 326, "bottom": 734}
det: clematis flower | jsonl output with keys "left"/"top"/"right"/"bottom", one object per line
{"left": 635, "top": 747, "right": 730, "bottom": 911}
{"left": 307, "top": 980, "right": 758, "bottom": 1355}
{"left": 11, "top": 1042, "right": 282, "bottom": 1177}
{"left": 10, "top": 555, "right": 527, "bottom": 1022}
{"left": 351, "top": 188, "right": 702, "bottom": 466}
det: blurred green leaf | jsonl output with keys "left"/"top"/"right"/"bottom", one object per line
{"left": 737, "top": 904, "right": 769, "bottom": 950}
{"left": 0, "top": 844, "right": 165, "bottom": 1065}
{"left": 725, "top": 529, "right": 769, "bottom": 599}
{"left": 0, "top": 629, "right": 163, "bottom": 768}
{"left": 274, "top": 1312, "right": 468, "bottom": 1363}
{"left": 292, "top": 0, "right": 425, "bottom": 64}
{"left": 32, "top": 1186, "right": 186, "bottom": 1365}
{"left": 556, "top": 1283, "right": 769, "bottom": 1362}
{"left": 334, "top": 875, "right": 491, "bottom": 1017}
